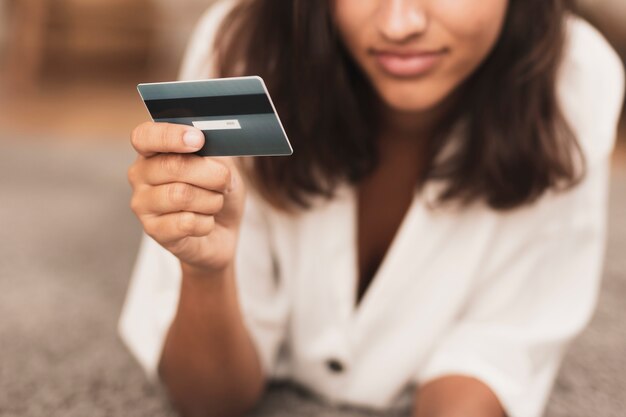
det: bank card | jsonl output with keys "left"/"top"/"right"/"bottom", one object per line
{"left": 137, "top": 76, "right": 293, "bottom": 157}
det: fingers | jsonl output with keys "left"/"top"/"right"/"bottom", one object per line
{"left": 130, "top": 122, "right": 205, "bottom": 157}
{"left": 129, "top": 153, "right": 232, "bottom": 193}
{"left": 131, "top": 183, "right": 225, "bottom": 216}
{"left": 217, "top": 156, "right": 240, "bottom": 193}
{"left": 142, "top": 212, "right": 216, "bottom": 244}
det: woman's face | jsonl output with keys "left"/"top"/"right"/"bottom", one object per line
{"left": 332, "top": 0, "right": 509, "bottom": 113}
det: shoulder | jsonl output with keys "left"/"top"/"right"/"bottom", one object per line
{"left": 557, "top": 15, "right": 625, "bottom": 167}
{"left": 178, "top": 0, "right": 240, "bottom": 81}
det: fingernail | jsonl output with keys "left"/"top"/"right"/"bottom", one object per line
{"left": 183, "top": 130, "right": 204, "bottom": 149}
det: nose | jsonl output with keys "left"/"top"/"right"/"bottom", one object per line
{"left": 377, "top": 0, "right": 428, "bottom": 43}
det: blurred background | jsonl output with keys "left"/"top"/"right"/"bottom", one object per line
{"left": 0, "top": 0, "right": 624, "bottom": 416}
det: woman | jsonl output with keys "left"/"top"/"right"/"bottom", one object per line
{"left": 119, "top": 1, "right": 625, "bottom": 416}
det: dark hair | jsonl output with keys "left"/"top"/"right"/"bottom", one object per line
{"left": 214, "top": 0, "right": 584, "bottom": 211}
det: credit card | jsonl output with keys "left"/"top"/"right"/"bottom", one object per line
{"left": 137, "top": 76, "right": 293, "bottom": 157}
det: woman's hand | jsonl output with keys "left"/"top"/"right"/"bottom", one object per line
{"left": 128, "top": 122, "right": 246, "bottom": 275}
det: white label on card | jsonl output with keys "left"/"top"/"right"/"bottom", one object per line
{"left": 192, "top": 119, "right": 242, "bottom": 130}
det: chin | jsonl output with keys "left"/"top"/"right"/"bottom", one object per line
{"left": 374, "top": 81, "right": 449, "bottom": 113}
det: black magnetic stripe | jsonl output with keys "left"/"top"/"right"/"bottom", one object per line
{"left": 144, "top": 93, "right": 273, "bottom": 119}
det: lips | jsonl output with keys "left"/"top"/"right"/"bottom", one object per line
{"left": 372, "top": 49, "right": 447, "bottom": 78}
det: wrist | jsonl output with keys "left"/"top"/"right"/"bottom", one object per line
{"left": 180, "top": 261, "right": 235, "bottom": 291}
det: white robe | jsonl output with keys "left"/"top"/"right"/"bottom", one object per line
{"left": 118, "top": 2, "right": 625, "bottom": 416}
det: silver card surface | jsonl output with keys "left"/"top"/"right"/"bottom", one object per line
{"left": 137, "top": 76, "right": 293, "bottom": 157}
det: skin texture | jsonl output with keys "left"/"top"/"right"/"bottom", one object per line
{"left": 412, "top": 375, "right": 506, "bottom": 417}
{"left": 128, "top": 122, "right": 246, "bottom": 274}
{"left": 332, "top": 0, "right": 508, "bottom": 115}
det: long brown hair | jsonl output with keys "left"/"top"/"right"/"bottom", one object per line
{"left": 214, "top": 0, "right": 584, "bottom": 211}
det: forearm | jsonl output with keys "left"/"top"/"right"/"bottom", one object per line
{"left": 413, "top": 375, "right": 505, "bottom": 417}
{"left": 158, "top": 263, "right": 265, "bottom": 417}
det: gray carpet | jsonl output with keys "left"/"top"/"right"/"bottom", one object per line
{"left": 0, "top": 138, "right": 624, "bottom": 417}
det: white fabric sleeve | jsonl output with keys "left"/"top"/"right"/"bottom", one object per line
{"left": 118, "top": 192, "right": 289, "bottom": 380}
{"left": 415, "top": 18, "right": 624, "bottom": 417}
{"left": 117, "top": 233, "right": 181, "bottom": 380}
{"left": 416, "top": 162, "right": 609, "bottom": 417}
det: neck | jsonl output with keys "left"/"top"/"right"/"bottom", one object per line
{"left": 375, "top": 93, "right": 458, "bottom": 144}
